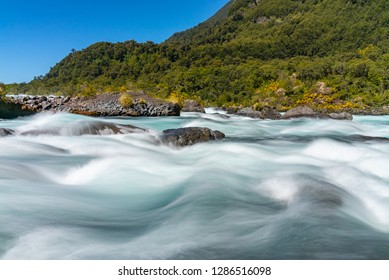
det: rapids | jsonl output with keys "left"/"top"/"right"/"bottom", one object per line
{"left": 0, "top": 111, "right": 389, "bottom": 259}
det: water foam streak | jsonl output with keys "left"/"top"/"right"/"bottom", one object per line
{"left": 1, "top": 112, "right": 389, "bottom": 259}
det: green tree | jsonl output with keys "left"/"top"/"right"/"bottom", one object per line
{"left": 0, "top": 82, "right": 6, "bottom": 95}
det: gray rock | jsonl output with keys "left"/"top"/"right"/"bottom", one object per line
{"left": 38, "top": 96, "right": 47, "bottom": 102}
{"left": 41, "top": 101, "right": 52, "bottom": 110}
{"left": 261, "top": 107, "right": 282, "bottom": 120}
{"left": 236, "top": 107, "right": 281, "bottom": 120}
{"left": 161, "top": 127, "right": 225, "bottom": 147}
{"left": 282, "top": 106, "right": 329, "bottom": 119}
{"left": 329, "top": 112, "right": 353, "bottom": 120}
{"left": 5, "top": 93, "right": 181, "bottom": 117}
{"left": 0, "top": 128, "right": 14, "bottom": 137}
{"left": 182, "top": 100, "right": 205, "bottom": 113}
{"left": 236, "top": 108, "right": 265, "bottom": 119}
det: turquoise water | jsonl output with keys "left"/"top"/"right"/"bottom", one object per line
{"left": 0, "top": 111, "right": 389, "bottom": 259}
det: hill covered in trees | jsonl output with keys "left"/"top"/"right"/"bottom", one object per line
{"left": 5, "top": 0, "right": 389, "bottom": 111}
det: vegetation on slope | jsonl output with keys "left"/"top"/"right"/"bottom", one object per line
{"left": 6, "top": 0, "right": 389, "bottom": 111}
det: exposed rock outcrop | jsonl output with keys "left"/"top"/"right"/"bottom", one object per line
{"left": 182, "top": 100, "right": 205, "bottom": 113}
{"left": 261, "top": 107, "right": 282, "bottom": 120}
{"left": 329, "top": 112, "right": 353, "bottom": 120}
{"left": 312, "top": 82, "right": 333, "bottom": 95}
{"left": 282, "top": 106, "right": 327, "bottom": 119}
{"left": 282, "top": 106, "right": 353, "bottom": 120}
{"left": 161, "top": 127, "right": 225, "bottom": 147}
{"left": 236, "top": 107, "right": 281, "bottom": 120}
{"left": 5, "top": 92, "right": 180, "bottom": 118}
{"left": 0, "top": 98, "right": 35, "bottom": 119}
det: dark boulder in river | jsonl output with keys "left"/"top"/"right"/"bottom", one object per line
{"left": 161, "top": 127, "right": 225, "bottom": 147}
{"left": 0, "top": 128, "right": 14, "bottom": 137}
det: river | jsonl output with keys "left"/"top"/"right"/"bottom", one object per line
{"left": 0, "top": 110, "right": 389, "bottom": 259}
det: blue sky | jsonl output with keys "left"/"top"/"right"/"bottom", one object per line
{"left": 0, "top": 0, "right": 229, "bottom": 84}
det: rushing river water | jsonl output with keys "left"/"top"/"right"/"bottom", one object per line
{"left": 0, "top": 110, "right": 389, "bottom": 259}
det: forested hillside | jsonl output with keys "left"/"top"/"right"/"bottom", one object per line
{"left": 6, "top": 0, "right": 389, "bottom": 111}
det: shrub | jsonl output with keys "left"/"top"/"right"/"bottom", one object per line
{"left": 119, "top": 93, "right": 133, "bottom": 108}
{"left": 0, "top": 82, "right": 5, "bottom": 95}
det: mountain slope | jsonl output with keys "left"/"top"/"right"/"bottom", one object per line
{"left": 8, "top": 0, "right": 389, "bottom": 110}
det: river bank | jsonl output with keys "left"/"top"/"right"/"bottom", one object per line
{"left": 3, "top": 92, "right": 180, "bottom": 117}
{"left": 2, "top": 92, "right": 389, "bottom": 120}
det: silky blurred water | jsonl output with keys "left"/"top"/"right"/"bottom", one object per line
{"left": 0, "top": 111, "right": 389, "bottom": 259}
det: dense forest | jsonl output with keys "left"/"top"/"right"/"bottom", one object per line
{"left": 4, "top": 0, "right": 389, "bottom": 111}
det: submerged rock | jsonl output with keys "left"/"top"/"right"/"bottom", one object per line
{"left": 161, "top": 127, "right": 225, "bottom": 147}
{"left": 20, "top": 121, "right": 147, "bottom": 136}
{"left": 0, "top": 128, "right": 15, "bottom": 137}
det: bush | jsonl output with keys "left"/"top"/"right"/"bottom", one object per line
{"left": 0, "top": 82, "right": 5, "bottom": 94}
{"left": 119, "top": 93, "right": 133, "bottom": 108}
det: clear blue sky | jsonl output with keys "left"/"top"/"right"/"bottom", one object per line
{"left": 0, "top": 0, "right": 229, "bottom": 84}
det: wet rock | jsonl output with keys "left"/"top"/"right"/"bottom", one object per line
{"left": 236, "top": 108, "right": 264, "bottom": 119}
{"left": 236, "top": 107, "right": 281, "bottom": 120}
{"left": 223, "top": 107, "right": 240, "bottom": 114}
{"left": 20, "top": 121, "right": 147, "bottom": 136}
{"left": 282, "top": 106, "right": 329, "bottom": 119}
{"left": 261, "top": 107, "right": 282, "bottom": 120}
{"left": 161, "top": 127, "right": 225, "bottom": 147}
{"left": 182, "top": 100, "right": 205, "bottom": 113}
{"left": 0, "top": 98, "right": 35, "bottom": 119}
{"left": 329, "top": 112, "right": 353, "bottom": 120}
{"left": 0, "top": 128, "right": 15, "bottom": 137}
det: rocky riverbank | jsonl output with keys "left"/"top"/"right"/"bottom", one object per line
{"left": 4, "top": 92, "right": 180, "bottom": 117}
{"left": 3, "top": 92, "right": 388, "bottom": 121}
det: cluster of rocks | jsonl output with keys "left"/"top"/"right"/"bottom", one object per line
{"left": 282, "top": 106, "right": 353, "bottom": 120}
{"left": 0, "top": 119, "right": 225, "bottom": 148}
{"left": 236, "top": 107, "right": 282, "bottom": 120}
{"left": 5, "top": 92, "right": 181, "bottom": 117}
{"left": 4, "top": 92, "right": 380, "bottom": 121}
{"left": 14, "top": 95, "right": 71, "bottom": 112}
{"left": 181, "top": 101, "right": 354, "bottom": 121}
